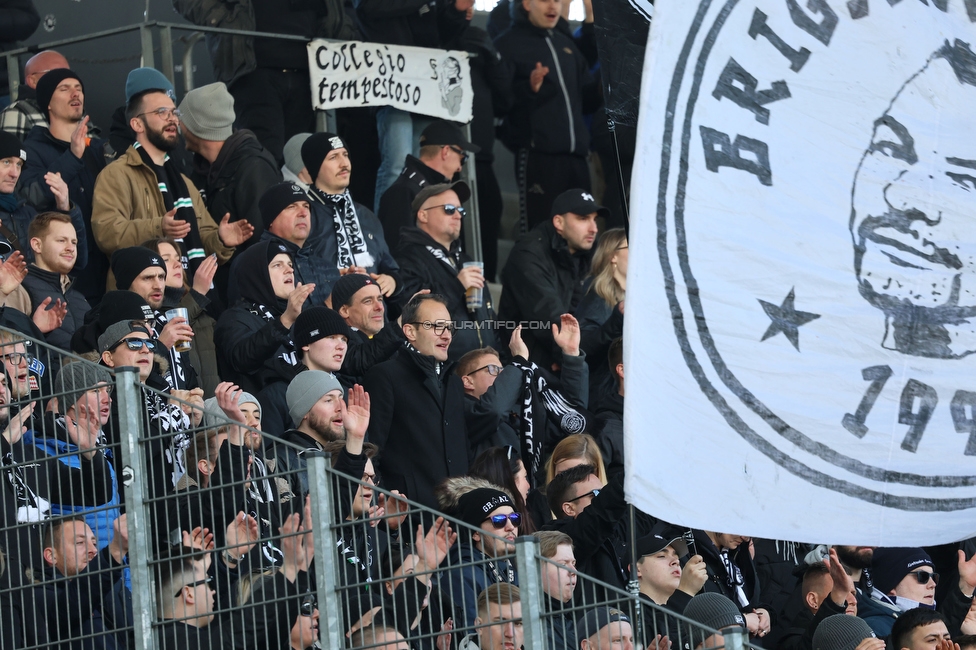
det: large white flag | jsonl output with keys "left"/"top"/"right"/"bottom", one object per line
{"left": 625, "top": 0, "right": 976, "bottom": 545}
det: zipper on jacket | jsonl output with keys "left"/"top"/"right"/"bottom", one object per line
{"left": 545, "top": 33, "right": 576, "bottom": 152}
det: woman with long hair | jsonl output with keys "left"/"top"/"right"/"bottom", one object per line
{"left": 469, "top": 446, "right": 538, "bottom": 533}
{"left": 574, "top": 228, "right": 627, "bottom": 409}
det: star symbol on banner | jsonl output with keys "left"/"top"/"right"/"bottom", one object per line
{"left": 758, "top": 288, "right": 820, "bottom": 351}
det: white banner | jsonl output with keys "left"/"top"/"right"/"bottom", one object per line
{"left": 307, "top": 40, "right": 473, "bottom": 122}
{"left": 625, "top": 0, "right": 976, "bottom": 546}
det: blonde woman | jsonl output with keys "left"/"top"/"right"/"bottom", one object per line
{"left": 574, "top": 228, "right": 626, "bottom": 409}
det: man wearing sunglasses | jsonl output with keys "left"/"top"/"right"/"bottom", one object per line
{"left": 377, "top": 120, "right": 480, "bottom": 251}
{"left": 443, "top": 486, "right": 520, "bottom": 630}
{"left": 396, "top": 180, "right": 498, "bottom": 361}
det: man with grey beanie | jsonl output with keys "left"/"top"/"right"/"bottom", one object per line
{"left": 812, "top": 615, "right": 881, "bottom": 650}
{"left": 269, "top": 370, "right": 370, "bottom": 502}
{"left": 681, "top": 592, "right": 747, "bottom": 650}
{"left": 178, "top": 81, "right": 280, "bottom": 291}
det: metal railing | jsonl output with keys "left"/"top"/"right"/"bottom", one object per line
{"left": 0, "top": 325, "right": 745, "bottom": 650}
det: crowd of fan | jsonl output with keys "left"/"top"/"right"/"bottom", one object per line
{"left": 0, "top": 2, "right": 972, "bottom": 650}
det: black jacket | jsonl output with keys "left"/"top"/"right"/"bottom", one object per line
{"left": 695, "top": 530, "right": 766, "bottom": 617}
{"left": 214, "top": 301, "right": 293, "bottom": 395}
{"left": 363, "top": 346, "right": 468, "bottom": 510}
{"left": 592, "top": 390, "right": 624, "bottom": 469}
{"left": 340, "top": 324, "right": 405, "bottom": 386}
{"left": 21, "top": 265, "right": 91, "bottom": 352}
{"left": 493, "top": 10, "right": 594, "bottom": 156}
{"left": 192, "top": 130, "right": 281, "bottom": 248}
{"left": 395, "top": 226, "right": 498, "bottom": 360}
{"left": 499, "top": 220, "right": 592, "bottom": 370}
{"left": 353, "top": 0, "right": 468, "bottom": 49}
{"left": 575, "top": 289, "right": 622, "bottom": 409}
{"left": 377, "top": 155, "right": 449, "bottom": 250}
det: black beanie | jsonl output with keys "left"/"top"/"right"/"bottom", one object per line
{"left": 71, "top": 290, "right": 154, "bottom": 354}
{"left": 871, "top": 547, "right": 933, "bottom": 595}
{"left": 111, "top": 246, "right": 167, "bottom": 290}
{"left": 455, "top": 487, "right": 513, "bottom": 527}
{"left": 35, "top": 69, "right": 84, "bottom": 120}
{"left": 294, "top": 307, "right": 351, "bottom": 349}
{"left": 300, "top": 132, "right": 345, "bottom": 180}
{"left": 0, "top": 130, "right": 25, "bottom": 161}
{"left": 259, "top": 181, "right": 309, "bottom": 232}
{"left": 330, "top": 273, "right": 376, "bottom": 309}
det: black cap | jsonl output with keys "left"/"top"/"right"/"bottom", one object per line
{"left": 35, "top": 69, "right": 84, "bottom": 120}
{"left": 259, "top": 182, "right": 309, "bottom": 232}
{"left": 576, "top": 608, "right": 631, "bottom": 643}
{"left": 635, "top": 533, "right": 689, "bottom": 559}
{"left": 0, "top": 130, "right": 25, "bottom": 162}
{"left": 111, "top": 246, "right": 166, "bottom": 291}
{"left": 551, "top": 188, "right": 610, "bottom": 219}
{"left": 411, "top": 180, "right": 471, "bottom": 215}
{"left": 419, "top": 120, "right": 480, "bottom": 153}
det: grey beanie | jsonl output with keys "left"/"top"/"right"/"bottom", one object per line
{"left": 683, "top": 593, "right": 746, "bottom": 631}
{"left": 178, "top": 82, "right": 235, "bottom": 141}
{"left": 56, "top": 362, "right": 112, "bottom": 413}
{"left": 286, "top": 370, "right": 343, "bottom": 427}
{"left": 812, "top": 615, "right": 876, "bottom": 650}
{"left": 200, "top": 391, "right": 260, "bottom": 431}
{"left": 283, "top": 133, "right": 312, "bottom": 177}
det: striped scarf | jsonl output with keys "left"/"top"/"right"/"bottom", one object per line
{"left": 135, "top": 143, "right": 206, "bottom": 273}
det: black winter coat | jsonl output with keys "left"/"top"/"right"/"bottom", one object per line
{"left": 575, "top": 289, "right": 622, "bottom": 409}
{"left": 363, "top": 346, "right": 468, "bottom": 510}
{"left": 21, "top": 265, "right": 91, "bottom": 352}
{"left": 214, "top": 302, "right": 293, "bottom": 395}
{"left": 339, "top": 324, "right": 405, "bottom": 387}
{"left": 395, "top": 226, "right": 498, "bottom": 360}
{"left": 494, "top": 12, "right": 594, "bottom": 155}
{"left": 377, "top": 155, "right": 449, "bottom": 251}
{"left": 695, "top": 530, "right": 766, "bottom": 616}
{"left": 499, "top": 221, "right": 592, "bottom": 370}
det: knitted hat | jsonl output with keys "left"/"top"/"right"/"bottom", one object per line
{"left": 294, "top": 307, "right": 351, "bottom": 350}
{"left": 411, "top": 180, "right": 471, "bottom": 216}
{"left": 683, "top": 593, "right": 746, "bottom": 631}
{"left": 0, "top": 130, "right": 26, "bottom": 161}
{"left": 97, "top": 321, "right": 151, "bottom": 354}
{"left": 301, "top": 132, "right": 345, "bottom": 179}
{"left": 330, "top": 273, "right": 377, "bottom": 309}
{"left": 178, "top": 82, "right": 235, "bottom": 141}
{"left": 125, "top": 67, "right": 174, "bottom": 105}
{"left": 259, "top": 182, "right": 309, "bottom": 232}
{"left": 111, "top": 247, "right": 167, "bottom": 291}
{"left": 55, "top": 362, "right": 111, "bottom": 413}
{"left": 35, "top": 69, "right": 84, "bottom": 120}
{"left": 283, "top": 133, "right": 312, "bottom": 177}
{"left": 812, "top": 615, "right": 876, "bottom": 650}
{"left": 286, "top": 370, "right": 343, "bottom": 427}
{"left": 200, "top": 391, "right": 260, "bottom": 431}
{"left": 455, "top": 487, "right": 512, "bottom": 527}
{"left": 871, "top": 547, "right": 934, "bottom": 595}
{"left": 71, "top": 291, "right": 155, "bottom": 354}
{"left": 576, "top": 607, "right": 631, "bottom": 644}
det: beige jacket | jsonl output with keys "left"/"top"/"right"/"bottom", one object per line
{"left": 91, "top": 145, "right": 233, "bottom": 287}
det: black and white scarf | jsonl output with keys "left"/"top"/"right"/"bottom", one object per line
{"left": 247, "top": 302, "right": 300, "bottom": 367}
{"left": 135, "top": 143, "right": 206, "bottom": 273}
{"left": 511, "top": 360, "right": 588, "bottom": 483}
{"left": 308, "top": 187, "right": 374, "bottom": 269}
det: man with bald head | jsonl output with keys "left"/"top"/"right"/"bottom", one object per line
{"left": 394, "top": 180, "right": 497, "bottom": 360}
{"left": 0, "top": 51, "right": 98, "bottom": 143}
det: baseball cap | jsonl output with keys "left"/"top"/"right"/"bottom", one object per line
{"left": 551, "top": 189, "right": 610, "bottom": 219}
{"left": 411, "top": 180, "right": 471, "bottom": 215}
{"left": 419, "top": 120, "right": 480, "bottom": 153}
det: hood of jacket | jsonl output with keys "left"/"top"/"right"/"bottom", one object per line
{"left": 235, "top": 239, "right": 292, "bottom": 316}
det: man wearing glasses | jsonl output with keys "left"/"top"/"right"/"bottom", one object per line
{"left": 396, "top": 180, "right": 498, "bottom": 361}
{"left": 364, "top": 293, "right": 469, "bottom": 510}
{"left": 377, "top": 120, "right": 479, "bottom": 251}
{"left": 92, "top": 67, "right": 253, "bottom": 291}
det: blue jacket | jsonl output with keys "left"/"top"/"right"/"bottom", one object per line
{"left": 440, "top": 541, "right": 518, "bottom": 629}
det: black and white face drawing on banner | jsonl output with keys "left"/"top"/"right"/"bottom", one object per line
{"left": 852, "top": 40, "right": 976, "bottom": 359}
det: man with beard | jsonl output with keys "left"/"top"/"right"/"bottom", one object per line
{"left": 271, "top": 370, "right": 369, "bottom": 503}
{"left": 91, "top": 67, "right": 254, "bottom": 291}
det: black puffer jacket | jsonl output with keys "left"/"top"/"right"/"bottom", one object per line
{"left": 493, "top": 8, "right": 594, "bottom": 155}
{"left": 363, "top": 345, "right": 468, "bottom": 509}
{"left": 21, "top": 265, "right": 91, "bottom": 352}
{"left": 499, "top": 220, "right": 592, "bottom": 370}
{"left": 395, "top": 226, "right": 498, "bottom": 360}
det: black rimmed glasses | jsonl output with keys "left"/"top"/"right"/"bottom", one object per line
{"left": 471, "top": 363, "right": 503, "bottom": 377}
{"left": 1, "top": 352, "right": 30, "bottom": 366}
{"left": 409, "top": 321, "right": 456, "bottom": 335}
{"left": 448, "top": 145, "right": 469, "bottom": 164}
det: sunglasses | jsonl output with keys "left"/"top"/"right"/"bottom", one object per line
{"left": 471, "top": 363, "right": 503, "bottom": 377}
{"left": 114, "top": 338, "right": 157, "bottom": 352}
{"left": 301, "top": 593, "right": 318, "bottom": 616}
{"left": 567, "top": 488, "right": 600, "bottom": 503}
{"left": 448, "top": 145, "right": 469, "bottom": 164}
{"left": 175, "top": 576, "right": 212, "bottom": 598}
{"left": 427, "top": 203, "right": 466, "bottom": 217}
{"left": 487, "top": 512, "right": 522, "bottom": 529}
{"left": 908, "top": 570, "right": 939, "bottom": 585}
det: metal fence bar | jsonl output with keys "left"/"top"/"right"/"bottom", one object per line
{"left": 181, "top": 32, "right": 204, "bottom": 92}
{"left": 114, "top": 366, "right": 156, "bottom": 650}
{"left": 6, "top": 55, "right": 19, "bottom": 101}
{"left": 159, "top": 25, "right": 175, "bottom": 87}
{"left": 515, "top": 536, "right": 547, "bottom": 650}
{"left": 463, "top": 122, "right": 483, "bottom": 262}
{"left": 724, "top": 625, "right": 748, "bottom": 650}
{"left": 139, "top": 24, "right": 154, "bottom": 70}
{"left": 305, "top": 452, "right": 345, "bottom": 650}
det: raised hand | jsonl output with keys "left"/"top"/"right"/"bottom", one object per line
{"left": 44, "top": 172, "right": 70, "bottom": 211}
{"left": 677, "top": 554, "right": 708, "bottom": 596}
{"left": 369, "top": 273, "right": 397, "bottom": 297}
{"left": 161, "top": 207, "right": 191, "bottom": 239}
{"left": 2, "top": 400, "right": 34, "bottom": 445}
{"left": 281, "top": 282, "right": 315, "bottom": 328}
{"left": 378, "top": 490, "right": 409, "bottom": 531}
{"left": 192, "top": 253, "right": 218, "bottom": 295}
{"left": 509, "top": 324, "right": 529, "bottom": 360}
{"left": 225, "top": 511, "right": 259, "bottom": 557}
{"left": 32, "top": 297, "right": 67, "bottom": 333}
{"left": 826, "top": 547, "right": 856, "bottom": 608}
{"left": 218, "top": 213, "right": 254, "bottom": 248}
{"left": 157, "top": 316, "right": 194, "bottom": 351}
{"left": 343, "top": 384, "right": 370, "bottom": 450}
{"left": 0, "top": 250, "right": 26, "bottom": 296}
{"left": 415, "top": 517, "right": 457, "bottom": 572}
{"left": 70, "top": 115, "right": 90, "bottom": 159}
{"left": 551, "top": 313, "right": 580, "bottom": 356}
{"left": 530, "top": 62, "right": 550, "bottom": 93}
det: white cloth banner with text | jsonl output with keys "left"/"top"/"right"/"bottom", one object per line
{"left": 307, "top": 40, "right": 473, "bottom": 122}
{"left": 625, "top": 0, "right": 976, "bottom": 545}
